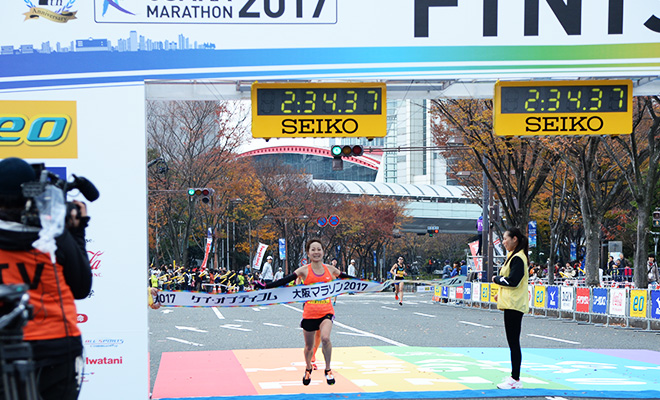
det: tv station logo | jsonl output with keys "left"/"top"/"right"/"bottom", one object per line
{"left": 23, "top": 0, "right": 78, "bottom": 23}
{"left": 95, "top": 0, "right": 337, "bottom": 24}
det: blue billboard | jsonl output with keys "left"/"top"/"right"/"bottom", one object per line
{"left": 547, "top": 286, "right": 559, "bottom": 309}
{"left": 593, "top": 288, "right": 608, "bottom": 314}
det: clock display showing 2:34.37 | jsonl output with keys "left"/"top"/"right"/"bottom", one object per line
{"left": 256, "top": 87, "right": 383, "bottom": 116}
{"left": 500, "top": 83, "right": 628, "bottom": 114}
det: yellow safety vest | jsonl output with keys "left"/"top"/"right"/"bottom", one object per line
{"left": 496, "top": 249, "right": 529, "bottom": 314}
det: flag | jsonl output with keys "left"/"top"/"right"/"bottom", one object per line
{"left": 252, "top": 243, "right": 268, "bottom": 271}
{"left": 199, "top": 228, "right": 213, "bottom": 271}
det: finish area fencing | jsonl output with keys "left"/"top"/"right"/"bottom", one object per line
{"left": 428, "top": 281, "right": 660, "bottom": 331}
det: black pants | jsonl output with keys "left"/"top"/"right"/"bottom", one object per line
{"left": 36, "top": 356, "right": 81, "bottom": 400}
{"left": 503, "top": 309, "right": 524, "bottom": 380}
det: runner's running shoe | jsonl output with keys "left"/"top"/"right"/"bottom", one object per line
{"left": 497, "top": 376, "right": 522, "bottom": 389}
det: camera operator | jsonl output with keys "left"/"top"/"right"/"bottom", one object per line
{"left": 0, "top": 157, "right": 92, "bottom": 400}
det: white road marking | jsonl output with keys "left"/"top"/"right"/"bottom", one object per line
{"left": 351, "top": 379, "right": 378, "bottom": 387}
{"left": 459, "top": 321, "right": 493, "bottom": 328}
{"left": 160, "top": 309, "right": 174, "bottom": 314}
{"left": 175, "top": 325, "right": 208, "bottom": 333}
{"left": 166, "top": 337, "right": 203, "bottom": 347}
{"left": 211, "top": 307, "right": 224, "bottom": 320}
{"left": 263, "top": 322, "right": 283, "bottom": 327}
{"left": 413, "top": 312, "right": 435, "bottom": 318}
{"left": 220, "top": 324, "right": 252, "bottom": 332}
{"left": 527, "top": 333, "right": 580, "bottom": 344}
{"left": 234, "top": 319, "right": 252, "bottom": 322}
{"left": 280, "top": 303, "right": 408, "bottom": 347}
{"left": 337, "top": 332, "right": 369, "bottom": 337}
{"left": 381, "top": 306, "right": 398, "bottom": 310}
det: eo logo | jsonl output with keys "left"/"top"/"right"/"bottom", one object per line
{"left": 0, "top": 101, "right": 77, "bottom": 159}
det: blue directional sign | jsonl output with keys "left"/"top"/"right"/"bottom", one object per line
{"left": 317, "top": 216, "right": 328, "bottom": 227}
{"left": 329, "top": 215, "right": 340, "bottom": 227}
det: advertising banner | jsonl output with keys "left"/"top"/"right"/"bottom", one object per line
{"left": 199, "top": 228, "right": 213, "bottom": 271}
{"left": 463, "top": 283, "right": 472, "bottom": 300}
{"left": 546, "top": 286, "right": 558, "bottom": 309}
{"left": 2, "top": 2, "right": 660, "bottom": 91}
{"left": 576, "top": 287, "right": 590, "bottom": 313}
{"left": 592, "top": 288, "right": 608, "bottom": 314}
{"left": 472, "top": 283, "right": 481, "bottom": 302}
{"left": 609, "top": 288, "right": 626, "bottom": 316}
{"left": 560, "top": 286, "right": 574, "bottom": 311}
{"left": 252, "top": 242, "right": 268, "bottom": 271}
{"left": 449, "top": 286, "right": 456, "bottom": 300}
{"left": 489, "top": 284, "right": 498, "bottom": 303}
{"left": 629, "top": 289, "right": 647, "bottom": 318}
{"left": 528, "top": 220, "right": 537, "bottom": 248}
{"left": 651, "top": 290, "right": 660, "bottom": 320}
{"left": 456, "top": 285, "right": 463, "bottom": 300}
{"left": 534, "top": 286, "right": 546, "bottom": 308}
{"left": 441, "top": 286, "right": 449, "bottom": 298}
{"left": 480, "top": 283, "right": 490, "bottom": 303}
{"left": 278, "top": 238, "right": 286, "bottom": 260}
{"left": 528, "top": 285, "right": 534, "bottom": 307}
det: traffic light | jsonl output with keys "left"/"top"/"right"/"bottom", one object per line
{"left": 188, "top": 188, "right": 215, "bottom": 204}
{"left": 427, "top": 226, "right": 439, "bottom": 237}
{"left": 653, "top": 209, "right": 660, "bottom": 228}
{"left": 331, "top": 145, "right": 363, "bottom": 158}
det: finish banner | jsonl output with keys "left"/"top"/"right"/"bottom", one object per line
{"left": 153, "top": 279, "right": 390, "bottom": 308}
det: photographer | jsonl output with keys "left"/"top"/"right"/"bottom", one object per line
{"left": 0, "top": 157, "right": 92, "bottom": 400}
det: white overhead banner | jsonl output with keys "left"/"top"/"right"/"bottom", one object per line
{"left": 1, "top": 1, "right": 660, "bottom": 90}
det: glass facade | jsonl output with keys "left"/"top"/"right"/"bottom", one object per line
{"left": 251, "top": 153, "right": 377, "bottom": 182}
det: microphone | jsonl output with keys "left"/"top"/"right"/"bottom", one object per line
{"left": 70, "top": 174, "right": 100, "bottom": 202}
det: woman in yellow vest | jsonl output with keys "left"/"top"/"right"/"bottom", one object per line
{"left": 492, "top": 227, "right": 529, "bottom": 390}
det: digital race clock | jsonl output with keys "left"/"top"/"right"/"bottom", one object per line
{"left": 494, "top": 80, "right": 632, "bottom": 136}
{"left": 251, "top": 82, "right": 387, "bottom": 139}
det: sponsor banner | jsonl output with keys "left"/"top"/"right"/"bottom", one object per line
{"left": 651, "top": 290, "right": 660, "bottom": 320}
{"left": 449, "top": 286, "right": 456, "bottom": 300}
{"left": 416, "top": 285, "right": 433, "bottom": 293}
{"left": 575, "top": 287, "right": 590, "bottom": 313}
{"left": 560, "top": 286, "right": 574, "bottom": 311}
{"left": 480, "top": 283, "right": 489, "bottom": 303}
{"left": 609, "top": 288, "right": 626, "bottom": 316}
{"left": 534, "top": 286, "right": 546, "bottom": 308}
{"left": 528, "top": 285, "right": 534, "bottom": 307}
{"left": 441, "top": 286, "right": 449, "bottom": 298}
{"left": 471, "top": 282, "right": 480, "bottom": 302}
{"left": 629, "top": 289, "right": 647, "bottom": 318}
{"left": 0, "top": 100, "right": 77, "bottom": 159}
{"left": 592, "top": 287, "right": 608, "bottom": 314}
{"left": 489, "top": 284, "right": 498, "bottom": 303}
{"left": 154, "top": 279, "right": 387, "bottom": 307}
{"left": 456, "top": 285, "right": 463, "bottom": 300}
{"left": 252, "top": 242, "right": 267, "bottom": 271}
{"left": 546, "top": 286, "right": 558, "bottom": 309}
{"left": 463, "top": 282, "right": 471, "bottom": 300}
{"left": 3, "top": 2, "right": 660, "bottom": 90}
{"left": 199, "top": 228, "right": 213, "bottom": 271}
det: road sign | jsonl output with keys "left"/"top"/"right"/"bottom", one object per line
{"left": 251, "top": 82, "right": 386, "bottom": 140}
{"left": 317, "top": 216, "right": 327, "bottom": 227}
{"left": 328, "top": 215, "right": 340, "bottom": 227}
{"left": 494, "top": 79, "right": 632, "bottom": 136}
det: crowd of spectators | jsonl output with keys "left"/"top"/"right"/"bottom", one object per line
{"left": 149, "top": 264, "right": 267, "bottom": 293}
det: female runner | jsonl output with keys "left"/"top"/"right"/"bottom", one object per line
{"left": 389, "top": 257, "right": 407, "bottom": 305}
{"left": 266, "top": 239, "right": 354, "bottom": 386}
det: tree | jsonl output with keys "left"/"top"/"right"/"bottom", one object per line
{"left": 146, "top": 100, "right": 249, "bottom": 267}
{"left": 548, "top": 136, "right": 627, "bottom": 286}
{"left": 431, "top": 99, "right": 557, "bottom": 233}
{"left": 602, "top": 96, "right": 660, "bottom": 287}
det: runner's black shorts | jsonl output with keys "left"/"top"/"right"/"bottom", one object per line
{"left": 300, "top": 314, "right": 334, "bottom": 332}
{"left": 394, "top": 276, "right": 404, "bottom": 281}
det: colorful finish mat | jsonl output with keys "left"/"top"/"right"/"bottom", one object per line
{"left": 151, "top": 347, "right": 660, "bottom": 399}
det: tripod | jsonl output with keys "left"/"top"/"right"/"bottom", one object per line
{"left": 0, "top": 285, "right": 38, "bottom": 400}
